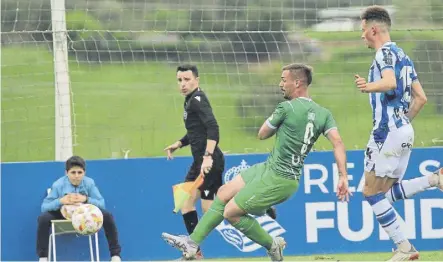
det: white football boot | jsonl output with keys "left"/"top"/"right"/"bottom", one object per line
{"left": 162, "top": 233, "right": 199, "bottom": 259}
{"left": 266, "top": 236, "right": 286, "bottom": 262}
{"left": 387, "top": 244, "right": 419, "bottom": 261}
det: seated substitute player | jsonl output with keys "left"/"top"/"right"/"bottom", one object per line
{"left": 37, "top": 156, "right": 122, "bottom": 262}
{"left": 162, "top": 63, "right": 352, "bottom": 261}
{"left": 355, "top": 6, "right": 443, "bottom": 261}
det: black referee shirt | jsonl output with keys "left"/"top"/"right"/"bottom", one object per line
{"left": 179, "top": 88, "right": 222, "bottom": 159}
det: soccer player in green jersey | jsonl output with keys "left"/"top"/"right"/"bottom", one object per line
{"left": 162, "top": 63, "right": 351, "bottom": 261}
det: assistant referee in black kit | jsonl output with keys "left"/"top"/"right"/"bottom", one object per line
{"left": 164, "top": 64, "right": 224, "bottom": 259}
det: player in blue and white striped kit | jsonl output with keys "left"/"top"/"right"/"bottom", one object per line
{"left": 354, "top": 5, "right": 443, "bottom": 261}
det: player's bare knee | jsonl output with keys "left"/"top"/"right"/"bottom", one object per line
{"left": 223, "top": 209, "right": 232, "bottom": 221}
{"left": 223, "top": 200, "right": 234, "bottom": 217}
{"left": 216, "top": 185, "right": 233, "bottom": 203}
{"left": 223, "top": 200, "right": 245, "bottom": 223}
{"left": 217, "top": 176, "right": 245, "bottom": 203}
{"left": 225, "top": 214, "right": 240, "bottom": 224}
{"left": 223, "top": 206, "right": 238, "bottom": 223}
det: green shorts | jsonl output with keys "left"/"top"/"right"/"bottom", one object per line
{"left": 234, "top": 162, "right": 299, "bottom": 216}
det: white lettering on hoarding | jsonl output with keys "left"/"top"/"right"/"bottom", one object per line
{"left": 304, "top": 164, "right": 329, "bottom": 194}
{"left": 303, "top": 160, "right": 442, "bottom": 243}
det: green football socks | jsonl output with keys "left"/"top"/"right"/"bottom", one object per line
{"left": 189, "top": 197, "right": 273, "bottom": 250}
{"left": 232, "top": 214, "right": 273, "bottom": 250}
{"left": 190, "top": 196, "right": 225, "bottom": 244}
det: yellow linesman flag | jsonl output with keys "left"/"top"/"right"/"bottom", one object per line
{"left": 172, "top": 172, "right": 204, "bottom": 214}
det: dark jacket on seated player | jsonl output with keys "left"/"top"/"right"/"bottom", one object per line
{"left": 36, "top": 156, "right": 121, "bottom": 261}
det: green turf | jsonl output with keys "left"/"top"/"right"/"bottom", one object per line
{"left": 2, "top": 31, "right": 443, "bottom": 162}
{"left": 209, "top": 251, "right": 443, "bottom": 261}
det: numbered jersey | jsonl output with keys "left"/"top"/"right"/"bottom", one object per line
{"left": 368, "top": 41, "right": 418, "bottom": 143}
{"left": 265, "top": 98, "right": 337, "bottom": 179}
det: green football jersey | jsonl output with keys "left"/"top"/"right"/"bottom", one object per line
{"left": 266, "top": 97, "right": 337, "bottom": 179}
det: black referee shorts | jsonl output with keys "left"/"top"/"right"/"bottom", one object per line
{"left": 185, "top": 154, "right": 225, "bottom": 200}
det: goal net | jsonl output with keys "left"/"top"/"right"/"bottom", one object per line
{"left": 2, "top": 0, "right": 443, "bottom": 162}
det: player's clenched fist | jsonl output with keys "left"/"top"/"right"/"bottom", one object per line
{"left": 354, "top": 74, "right": 368, "bottom": 92}
{"left": 164, "top": 141, "right": 182, "bottom": 160}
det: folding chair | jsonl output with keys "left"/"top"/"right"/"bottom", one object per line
{"left": 48, "top": 219, "right": 100, "bottom": 262}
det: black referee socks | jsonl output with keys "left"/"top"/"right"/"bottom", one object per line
{"left": 183, "top": 210, "right": 199, "bottom": 234}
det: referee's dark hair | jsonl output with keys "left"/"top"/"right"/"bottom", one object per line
{"left": 65, "top": 156, "right": 86, "bottom": 171}
{"left": 177, "top": 64, "right": 199, "bottom": 78}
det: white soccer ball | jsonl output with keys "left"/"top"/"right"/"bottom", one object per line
{"left": 60, "top": 204, "right": 79, "bottom": 220}
{"left": 71, "top": 204, "right": 103, "bottom": 235}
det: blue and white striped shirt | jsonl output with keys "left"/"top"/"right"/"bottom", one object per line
{"left": 368, "top": 42, "right": 418, "bottom": 143}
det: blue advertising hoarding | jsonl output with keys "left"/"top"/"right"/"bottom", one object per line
{"left": 1, "top": 148, "right": 442, "bottom": 260}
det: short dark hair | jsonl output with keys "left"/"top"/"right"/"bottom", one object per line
{"left": 282, "top": 63, "right": 313, "bottom": 86}
{"left": 66, "top": 156, "right": 86, "bottom": 171}
{"left": 177, "top": 64, "right": 199, "bottom": 78}
{"left": 361, "top": 5, "right": 391, "bottom": 27}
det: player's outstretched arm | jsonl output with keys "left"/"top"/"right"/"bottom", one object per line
{"left": 406, "top": 81, "right": 427, "bottom": 121}
{"left": 326, "top": 129, "right": 352, "bottom": 202}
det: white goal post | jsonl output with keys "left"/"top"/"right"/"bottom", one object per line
{"left": 50, "top": 0, "right": 73, "bottom": 161}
